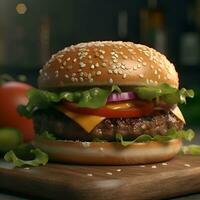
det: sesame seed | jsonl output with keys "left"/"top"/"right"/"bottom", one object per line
{"left": 112, "top": 65, "right": 116, "bottom": 69}
{"left": 39, "top": 69, "right": 43, "bottom": 74}
{"left": 140, "top": 165, "right": 146, "bottom": 168}
{"left": 80, "top": 62, "right": 86, "bottom": 68}
{"left": 96, "top": 71, "right": 102, "bottom": 76}
{"left": 154, "top": 70, "right": 158, "bottom": 75}
{"left": 158, "top": 68, "right": 161, "bottom": 72}
{"left": 109, "top": 78, "right": 113, "bottom": 84}
{"left": 80, "top": 77, "right": 84, "bottom": 82}
{"left": 122, "top": 74, "right": 127, "bottom": 79}
{"left": 55, "top": 70, "right": 59, "bottom": 74}
{"left": 58, "top": 54, "right": 64, "bottom": 58}
{"left": 106, "top": 172, "right": 112, "bottom": 175}
{"left": 114, "top": 69, "right": 118, "bottom": 74}
{"left": 87, "top": 173, "right": 93, "bottom": 177}
{"left": 108, "top": 70, "right": 113, "bottom": 74}
{"left": 73, "top": 58, "right": 77, "bottom": 63}
{"left": 90, "top": 64, "right": 95, "bottom": 69}
{"left": 137, "top": 58, "right": 142, "bottom": 63}
{"left": 83, "top": 72, "right": 88, "bottom": 77}
{"left": 184, "top": 163, "right": 191, "bottom": 167}
{"left": 89, "top": 78, "right": 94, "bottom": 83}
{"left": 72, "top": 73, "right": 76, "bottom": 77}
{"left": 133, "top": 66, "right": 137, "bottom": 70}
{"left": 151, "top": 165, "right": 157, "bottom": 169}
{"left": 113, "top": 59, "right": 118, "bottom": 63}
{"left": 162, "top": 163, "right": 168, "bottom": 166}
{"left": 64, "top": 74, "right": 69, "bottom": 78}
{"left": 100, "top": 55, "right": 104, "bottom": 59}
{"left": 121, "top": 65, "right": 126, "bottom": 69}
{"left": 143, "top": 62, "right": 147, "bottom": 66}
{"left": 67, "top": 57, "right": 71, "bottom": 61}
{"left": 115, "top": 54, "right": 119, "bottom": 58}
{"left": 88, "top": 55, "right": 92, "bottom": 59}
{"left": 122, "top": 55, "right": 128, "bottom": 59}
{"left": 102, "top": 63, "right": 107, "bottom": 67}
{"left": 150, "top": 65, "right": 154, "bottom": 69}
{"left": 58, "top": 59, "right": 62, "bottom": 63}
{"left": 63, "top": 61, "right": 67, "bottom": 66}
{"left": 95, "top": 63, "right": 99, "bottom": 67}
{"left": 139, "top": 74, "right": 144, "bottom": 78}
{"left": 116, "top": 169, "right": 121, "bottom": 172}
{"left": 118, "top": 70, "right": 123, "bottom": 75}
{"left": 99, "top": 147, "right": 104, "bottom": 151}
{"left": 158, "top": 74, "right": 161, "bottom": 79}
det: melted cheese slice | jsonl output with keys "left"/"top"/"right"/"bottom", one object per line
{"left": 56, "top": 106, "right": 105, "bottom": 133}
{"left": 170, "top": 106, "right": 185, "bottom": 124}
{"left": 56, "top": 102, "right": 133, "bottom": 133}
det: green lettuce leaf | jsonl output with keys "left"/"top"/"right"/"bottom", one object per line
{"left": 180, "top": 145, "right": 200, "bottom": 155}
{"left": 18, "top": 83, "right": 194, "bottom": 118}
{"left": 134, "top": 83, "right": 194, "bottom": 104}
{"left": 18, "top": 85, "right": 121, "bottom": 117}
{"left": 115, "top": 128, "right": 195, "bottom": 147}
{"left": 4, "top": 145, "right": 48, "bottom": 167}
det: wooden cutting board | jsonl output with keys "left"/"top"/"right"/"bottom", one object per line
{"left": 0, "top": 155, "right": 200, "bottom": 200}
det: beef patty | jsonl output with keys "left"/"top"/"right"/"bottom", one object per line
{"left": 33, "top": 109, "right": 184, "bottom": 142}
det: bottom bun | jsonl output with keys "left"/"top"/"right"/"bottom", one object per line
{"left": 33, "top": 138, "right": 182, "bottom": 165}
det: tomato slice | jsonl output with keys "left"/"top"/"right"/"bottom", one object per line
{"left": 63, "top": 101, "right": 154, "bottom": 118}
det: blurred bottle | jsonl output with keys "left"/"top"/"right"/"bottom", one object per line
{"left": 0, "top": 18, "right": 5, "bottom": 65}
{"left": 140, "top": 0, "right": 167, "bottom": 55}
{"left": 40, "top": 16, "right": 50, "bottom": 64}
{"left": 180, "top": 1, "right": 200, "bottom": 67}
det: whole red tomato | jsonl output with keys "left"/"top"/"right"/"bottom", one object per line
{"left": 0, "top": 81, "right": 35, "bottom": 142}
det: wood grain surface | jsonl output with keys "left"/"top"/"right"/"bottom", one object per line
{"left": 0, "top": 155, "right": 200, "bottom": 200}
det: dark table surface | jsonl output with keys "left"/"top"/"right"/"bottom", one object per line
{"left": 0, "top": 128, "right": 200, "bottom": 200}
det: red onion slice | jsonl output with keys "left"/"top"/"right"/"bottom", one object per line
{"left": 107, "top": 92, "right": 137, "bottom": 102}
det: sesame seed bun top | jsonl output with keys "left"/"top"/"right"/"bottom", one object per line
{"left": 38, "top": 41, "right": 179, "bottom": 90}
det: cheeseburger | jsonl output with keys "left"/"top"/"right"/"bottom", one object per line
{"left": 20, "top": 41, "right": 194, "bottom": 165}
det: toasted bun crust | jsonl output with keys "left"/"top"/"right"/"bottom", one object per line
{"left": 34, "top": 138, "right": 182, "bottom": 165}
{"left": 38, "top": 41, "right": 179, "bottom": 90}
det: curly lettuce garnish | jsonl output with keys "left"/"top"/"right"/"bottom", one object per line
{"left": 4, "top": 144, "right": 48, "bottom": 167}
{"left": 115, "top": 128, "right": 195, "bottom": 147}
{"left": 180, "top": 145, "right": 200, "bottom": 155}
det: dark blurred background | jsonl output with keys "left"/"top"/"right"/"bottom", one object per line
{"left": 0, "top": 0, "right": 199, "bottom": 126}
